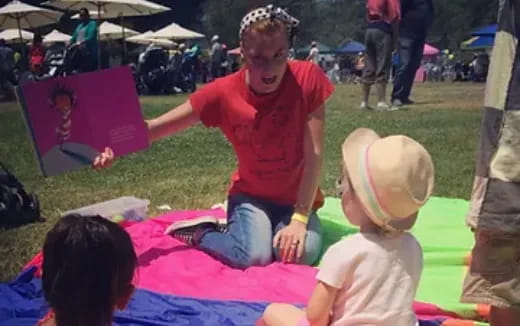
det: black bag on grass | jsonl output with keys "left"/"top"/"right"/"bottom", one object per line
{"left": 0, "top": 161, "right": 43, "bottom": 228}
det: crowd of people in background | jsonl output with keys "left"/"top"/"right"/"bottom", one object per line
{"left": 300, "top": 0, "right": 489, "bottom": 111}
{"left": 0, "top": 13, "right": 244, "bottom": 99}
{"left": 130, "top": 33, "right": 242, "bottom": 95}
{"left": 0, "top": 4, "right": 491, "bottom": 102}
{"left": 0, "top": 8, "right": 244, "bottom": 99}
{"left": 311, "top": 49, "right": 489, "bottom": 87}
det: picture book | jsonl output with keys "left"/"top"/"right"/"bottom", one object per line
{"left": 17, "top": 67, "right": 149, "bottom": 177}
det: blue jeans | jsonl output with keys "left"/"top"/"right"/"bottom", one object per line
{"left": 198, "top": 194, "right": 323, "bottom": 269}
{"left": 392, "top": 36, "right": 426, "bottom": 102}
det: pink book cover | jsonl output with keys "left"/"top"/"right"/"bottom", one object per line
{"left": 17, "top": 67, "right": 149, "bottom": 177}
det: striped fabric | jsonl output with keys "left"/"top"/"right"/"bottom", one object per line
{"left": 466, "top": 0, "right": 520, "bottom": 233}
{"left": 358, "top": 145, "right": 395, "bottom": 228}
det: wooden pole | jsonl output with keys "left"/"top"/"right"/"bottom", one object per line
{"left": 16, "top": 14, "right": 26, "bottom": 70}
{"left": 97, "top": 2, "right": 101, "bottom": 70}
{"left": 121, "top": 14, "right": 127, "bottom": 64}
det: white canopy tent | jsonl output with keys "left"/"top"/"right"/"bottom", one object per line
{"left": 0, "top": 27, "right": 33, "bottom": 43}
{"left": 127, "top": 31, "right": 176, "bottom": 48}
{"left": 43, "top": 29, "right": 71, "bottom": 44}
{"left": 151, "top": 22, "right": 205, "bottom": 40}
{"left": 99, "top": 21, "right": 138, "bottom": 40}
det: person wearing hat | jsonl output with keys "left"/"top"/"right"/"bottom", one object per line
{"left": 93, "top": 5, "right": 334, "bottom": 269}
{"left": 261, "top": 128, "right": 434, "bottom": 326}
{"left": 210, "top": 34, "right": 225, "bottom": 79}
{"left": 306, "top": 41, "right": 319, "bottom": 65}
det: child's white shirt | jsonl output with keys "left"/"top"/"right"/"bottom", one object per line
{"left": 316, "top": 232, "right": 423, "bottom": 326}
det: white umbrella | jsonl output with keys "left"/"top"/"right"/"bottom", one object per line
{"left": 126, "top": 30, "right": 154, "bottom": 41}
{"left": 99, "top": 21, "right": 138, "bottom": 40}
{"left": 0, "top": 28, "right": 33, "bottom": 43}
{"left": 0, "top": 0, "right": 62, "bottom": 29}
{"left": 127, "top": 31, "right": 176, "bottom": 48}
{"left": 44, "top": 0, "right": 170, "bottom": 65}
{"left": 43, "top": 0, "right": 170, "bottom": 19}
{"left": 0, "top": 0, "right": 62, "bottom": 54}
{"left": 43, "top": 29, "right": 71, "bottom": 44}
{"left": 151, "top": 22, "right": 205, "bottom": 40}
{"left": 71, "top": 10, "right": 104, "bottom": 19}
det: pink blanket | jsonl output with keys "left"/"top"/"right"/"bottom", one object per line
{"left": 27, "top": 209, "right": 317, "bottom": 303}
{"left": 25, "top": 209, "right": 461, "bottom": 320}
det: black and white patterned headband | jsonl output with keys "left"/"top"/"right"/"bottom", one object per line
{"left": 239, "top": 5, "right": 300, "bottom": 39}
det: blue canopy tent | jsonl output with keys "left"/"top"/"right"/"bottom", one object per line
{"left": 335, "top": 40, "right": 366, "bottom": 54}
{"left": 297, "top": 42, "right": 334, "bottom": 55}
{"left": 461, "top": 36, "right": 495, "bottom": 50}
{"left": 461, "top": 24, "right": 496, "bottom": 50}
{"left": 471, "top": 24, "right": 497, "bottom": 37}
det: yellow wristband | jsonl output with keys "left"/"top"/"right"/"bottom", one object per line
{"left": 291, "top": 213, "right": 309, "bottom": 225}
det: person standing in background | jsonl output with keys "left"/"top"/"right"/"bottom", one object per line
{"left": 360, "top": 0, "right": 401, "bottom": 111}
{"left": 29, "top": 33, "right": 46, "bottom": 75}
{"left": 306, "top": 41, "right": 319, "bottom": 65}
{"left": 210, "top": 35, "right": 225, "bottom": 79}
{"left": 391, "top": 0, "right": 434, "bottom": 108}
{"left": 0, "top": 39, "right": 16, "bottom": 97}
{"left": 288, "top": 47, "right": 296, "bottom": 60}
{"left": 461, "top": 1, "right": 520, "bottom": 325}
{"left": 70, "top": 8, "right": 99, "bottom": 72}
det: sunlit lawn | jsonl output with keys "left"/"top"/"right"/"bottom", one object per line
{"left": 0, "top": 81, "right": 485, "bottom": 281}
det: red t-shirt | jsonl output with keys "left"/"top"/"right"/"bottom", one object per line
{"left": 29, "top": 44, "right": 45, "bottom": 71}
{"left": 367, "top": 0, "right": 401, "bottom": 24}
{"left": 190, "top": 60, "right": 334, "bottom": 209}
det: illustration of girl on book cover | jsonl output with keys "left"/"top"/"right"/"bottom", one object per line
{"left": 41, "top": 84, "right": 100, "bottom": 176}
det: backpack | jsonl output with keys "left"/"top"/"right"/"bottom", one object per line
{"left": 0, "top": 161, "right": 43, "bottom": 228}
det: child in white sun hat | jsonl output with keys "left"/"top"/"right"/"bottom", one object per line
{"left": 261, "top": 128, "right": 434, "bottom": 326}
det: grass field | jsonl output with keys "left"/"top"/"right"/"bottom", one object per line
{"left": 0, "top": 82, "right": 485, "bottom": 282}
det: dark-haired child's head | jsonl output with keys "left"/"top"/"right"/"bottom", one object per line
{"left": 42, "top": 214, "right": 137, "bottom": 326}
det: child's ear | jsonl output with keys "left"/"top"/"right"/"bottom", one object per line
{"left": 116, "top": 284, "right": 135, "bottom": 310}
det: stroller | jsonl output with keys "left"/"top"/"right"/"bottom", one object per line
{"left": 21, "top": 44, "right": 77, "bottom": 83}
{"left": 164, "top": 50, "right": 197, "bottom": 94}
{"left": 43, "top": 44, "right": 71, "bottom": 77}
{"left": 136, "top": 47, "right": 171, "bottom": 95}
{"left": 177, "top": 53, "right": 196, "bottom": 93}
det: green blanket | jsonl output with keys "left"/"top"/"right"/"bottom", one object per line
{"left": 319, "top": 196, "right": 488, "bottom": 323}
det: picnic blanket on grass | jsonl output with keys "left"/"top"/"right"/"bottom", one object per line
{"left": 3, "top": 196, "right": 488, "bottom": 325}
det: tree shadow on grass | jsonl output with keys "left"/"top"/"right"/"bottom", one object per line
{"left": 138, "top": 245, "right": 192, "bottom": 267}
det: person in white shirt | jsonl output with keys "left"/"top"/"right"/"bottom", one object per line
{"left": 261, "top": 127, "right": 435, "bottom": 326}
{"left": 306, "top": 41, "right": 319, "bottom": 65}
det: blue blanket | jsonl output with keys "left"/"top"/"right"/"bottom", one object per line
{"left": 0, "top": 268, "right": 444, "bottom": 326}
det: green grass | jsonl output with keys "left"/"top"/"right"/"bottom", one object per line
{"left": 0, "top": 82, "right": 485, "bottom": 282}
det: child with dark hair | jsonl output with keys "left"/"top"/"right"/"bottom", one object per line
{"left": 29, "top": 33, "right": 45, "bottom": 74}
{"left": 38, "top": 214, "right": 137, "bottom": 326}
